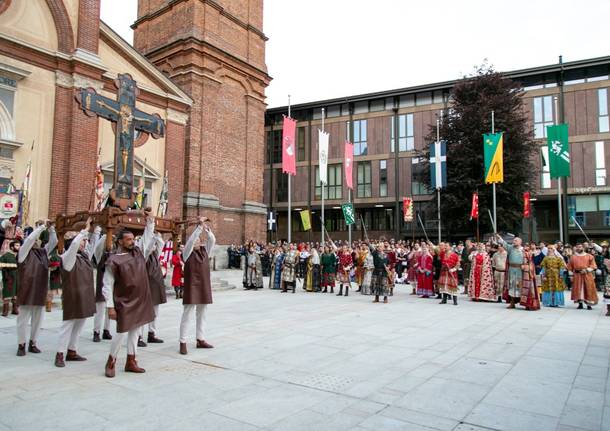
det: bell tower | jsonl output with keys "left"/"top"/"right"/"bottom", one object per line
{"left": 132, "top": 0, "right": 271, "bottom": 245}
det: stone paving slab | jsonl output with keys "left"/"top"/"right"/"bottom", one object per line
{"left": 0, "top": 270, "right": 609, "bottom": 430}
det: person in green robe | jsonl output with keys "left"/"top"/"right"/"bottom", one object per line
{"left": 320, "top": 246, "right": 337, "bottom": 293}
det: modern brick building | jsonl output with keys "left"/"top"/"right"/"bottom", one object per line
{"left": 265, "top": 56, "right": 610, "bottom": 243}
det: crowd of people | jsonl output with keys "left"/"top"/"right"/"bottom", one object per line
{"left": 229, "top": 236, "right": 610, "bottom": 313}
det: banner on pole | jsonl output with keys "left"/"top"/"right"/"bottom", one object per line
{"left": 546, "top": 124, "right": 570, "bottom": 178}
{"left": 318, "top": 130, "right": 329, "bottom": 184}
{"left": 0, "top": 193, "right": 19, "bottom": 219}
{"left": 267, "top": 210, "right": 277, "bottom": 232}
{"left": 470, "top": 192, "right": 479, "bottom": 220}
{"left": 344, "top": 141, "right": 354, "bottom": 190}
{"left": 282, "top": 116, "right": 297, "bottom": 175}
{"left": 403, "top": 197, "right": 413, "bottom": 222}
{"left": 300, "top": 210, "right": 311, "bottom": 231}
{"left": 429, "top": 141, "right": 447, "bottom": 189}
{"left": 341, "top": 203, "right": 355, "bottom": 226}
{"left": 483, "top": 132, "right": 504, "bottom": 184}
{"left": 523, "top": 192, "right": 531, "bottom": 218}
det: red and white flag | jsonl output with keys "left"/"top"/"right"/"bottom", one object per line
{"left": 470, "top": 192, "right": 479, "bottom": 220}
{"left": 523, "top": 192, "right": 531, "bottom": 218}
{"left": 282, "top": 116, "right": 297, "bottom": 175}
{"left": 403, "top": 197, "right": 413, "bottom": 222}
{"left": 344, "top": 141, "right": 354, "bottom": 190}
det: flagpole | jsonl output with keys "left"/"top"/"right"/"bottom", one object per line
{"left": 287, "top": 95, "right": 292, "bottom": 244}
{"left": 321, "top": 108, "right": 325, "bottom": 246}
{"left": 554, "top": 95, "right": 564, "bottom": 243}
{"left": 348, "top": 121, "right": 353, "bottom": 246}
{"left": 436, "top": 113, "right": 441, "bottom": 243}
{"left": 491, "top": 110, "right": 497, "bottom": 234}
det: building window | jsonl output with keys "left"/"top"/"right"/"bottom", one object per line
{"left": 411, "top": 158, "right": 429, "bottom": 195}
{"left": 348, "top": 120, "right": 367, "bottom": 156}
{"left": 599, "top": 89, "right": 609, "bottom": 133}
{"left": 297, "top": 128, "right": 306, "bottom": 162}
{"left": 596, "top": 141, "right": 606, "bottom": 186}
{"left": 267, "top": 130, "right": 282, "bottom": 164}
{"left": 541, "top": 146, "right": 551, "bottom": 189}
{"left": 390, "top": 114, "right": 414, "bottom": 152}
{"left": 357, "top": 161, "right": 372, "bottom": 197}
{"left": 379, "top": 160, "right": 388, "bottom": 197}
{"left": 276, "top": 168, "right": 288, "bottom": 202}
{"left": 533, "top": 96, "right": 554, "bottom": 139}
{"left": 315, "top": 164, "right": 342, "bottom": 200}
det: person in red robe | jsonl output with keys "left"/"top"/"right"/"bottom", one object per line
{"left": 467, "top": 243, "right": 496, "bottom": 301}
{"left": 568, "top": 244, "right": 598, "bottom": 310}
{"left": 438, "top": 243, "right": 460, "bottom": 305}
{"left": 416, "top": 244, "right": 434, "bottom": 297}
{"left": 171, "top": 245, "right": 184, "bottom": 299}
{"left": 336, "top": 245, "right": 353, "bottom": 297}
{"left": 407, "top": 244, "right": 420, "bottom": 295}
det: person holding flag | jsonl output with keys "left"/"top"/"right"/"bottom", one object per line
{"left": 496, "top": 234, "right": 539, "bottom": 311}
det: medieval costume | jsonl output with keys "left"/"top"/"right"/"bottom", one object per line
{"left": 16, "top": 224, "right": 58, "bottom": 356}
{"left": 355, "top": 249, "right": 366, "bottom": 292}
{"left": 372, "top": 249, "right": 389, "bottom": 302}
{"left": 243, "top": 249, "right": 263, "bottom": 290}
{"left": 47, "top": 249, "right": 61, "bottom": 312}
{"left": 603, "top": 259, "right": 610, "bottom": 316}
{"left": 568, "top": 251, "right": 598, "bottom": 309}
{"left": 438, "top": 249, "right": 459, "bottom": 305}
{"left": 407, "top": 247, "right": 420, "bottom": 294}
{"left": 296, "top": 248, "right": 309, "bottom": 281}
{"left": 102, "top": 220, "right": 156, "bottom": 377}
{"left": 269, "top": 249, "right": 284, "bottom": 290}
{"left": 336, "top": 249, "right": 353, "bottom": 297}
{"left": 320, "top": 250, "right": 336, "bottom": 293}
{"left": 55, "top": 229, "right": 97, "bottom": 367}
{"left": 179, "top": 223, "right": 215, "bottom": 355}
{"left": 416, "top": 250, "right": 434, "bottom": 297}
{"left": 491, "top": 247, "right": 507, "bottom": 301}
{"left": 306, "top": 249, "right": 321, "bottom": 292}
{"left": 386, "top": 248, "right": 397, "bottom": 296}
{"left": 92, "top": 234, "right": 112, "bottom": 342}
{"left": 1, "top": 242, "right": 19, "bottom": 316}
{"left": 171, "top": 251, "right": 184, "bottom": 298}
{"left": 140, "top": 233, "right": 167, "bottom": 344}
{"left": 467, "top": 249, "right": 495, "bottom": 301}
{"left": 281, "top": 248, "right": 298, "bottom": 293}
{"left": 499, "top": 237, "right": 539, "bottom": 310}
{"left": 361, "top": 249, "right": 374, "bottom": 295}
{"left": 540, "top": 253, "right": 566, "bottom": 307}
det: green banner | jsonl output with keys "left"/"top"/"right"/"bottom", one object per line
{"left": 300, "top": 210, "right": 311, "bottom": 231}
{"left": 341, "top": 203, "right": 355, "bottom": 226}
{"left": 483, "top": 132, "right": 503, "bottom": 184}
{"left": 546, "top": 124, "right": 570, "bottom": 178}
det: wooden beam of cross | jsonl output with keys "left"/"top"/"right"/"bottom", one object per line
{"left": 75, "top": 73, "right": 165, "bottom": 210}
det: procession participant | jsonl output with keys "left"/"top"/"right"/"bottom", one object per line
{"left": 92, "top": 233, "right": 113, "bottom": 342}
{"left": 1, "top": 240, "right": 19, "bottom": 316}
{"left": 407, "top": 244, "right": 420, "bottom": 295}
{"left": 603, "top": 258, "right": 610, "bottom": 316}
{"left": 171, "top": 245, "right": 184, "bottom": 298}
{"left": 336, "top": 244, "right": 353, "bottom": 297}
{"left": 140, "top": 232, "right": 166, "bottom": 344}
{"left": 568, "top": 243, "right": 598, "bottom": 310}
{"left": 496, "top": 234, "right": 539, "bottom": 310}
{"left": 179, "top": 217, "right": 215, "bottom": 355}
{"left": 467, "top": 243, "right": 495, "bottom": 301}
{"left": 416, "top": 244, "right": 434, "bottom": 298}
{"left": 371, "top": 243, "right": 389, "bottom": 303}
{"left": 460, "top": 240, "right": 474, "bottom": 293}
{"left": 360, "top": 244, "right": 374, "bottom": 295}
{"left": 54, "top": 218, "right": 98, "bottom": 367}
{"left": 305, "top": 247, "right": 321, "bottom": 292}
{"left": 296, "top": 244, "right": 310, "bottom": 288}
{"left": 16, "top": 220, "right": 58, "bottom": 356}
{"left": 540, "top": 245, "right": 567, "bottom": 307}
{"left": 491, "top": 244, "right": 507, "bottom": 303}
{"left": 320, "top": 245, "right": 336, "bottom": 293}
{"left": 438, "top": 243, "right": 460, "bottom": 305}
{"left": 281, "top": 243, "right": 298, "bottom": 293}
{"left": 386, "top": 243, "right": 397, "bottom": 296}
{"left": 269, "top": 246, "right": 284, "bottom": 290}
{"left": 243, "top": 245, "right": 263, "bottom": 290}
{"left": 355, "top": 246, "right": 366, "bottom": 293}
{"left": 102, "top": 218, "right": 156, "bottom": 377}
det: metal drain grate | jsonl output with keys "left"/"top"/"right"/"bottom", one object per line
{"left": 293, "top": 373, "right": 353, "bottom": 392}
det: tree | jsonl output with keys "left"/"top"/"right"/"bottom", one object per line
{"left": 425, "top": 63, "right": 538, "bottom": 238}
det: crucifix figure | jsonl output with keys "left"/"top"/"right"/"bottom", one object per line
{"left": 76, "top": 73, "right": 165, "bottom": 210}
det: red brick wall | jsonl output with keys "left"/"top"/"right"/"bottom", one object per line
{"left": 165, "top": 120, "right": 186, "bottom": 218}
{"left": 77, "top": 0, "right": 100, "bottom": 53}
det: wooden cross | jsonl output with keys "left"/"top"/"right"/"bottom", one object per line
{"left": 76, "top": 73, "right": 165, "bottom": 210}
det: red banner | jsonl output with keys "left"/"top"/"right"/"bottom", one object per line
{"left": 470, "top": 192, "right": 479, "bottom": 220}
{"left": 523, "top": 192, "right": 531, "bottom": 218}
{"left": 403, "top": 197, "right": 413, "bottom": 222}
{"left": 282, "top": 116, "right": 296, "bottom": 175}
{"left": 344, "top": 141, "right": 354, "bottom": 190}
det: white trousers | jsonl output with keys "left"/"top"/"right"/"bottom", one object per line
{"left": 57, "top": 318, "right": 87, "bottom": 352}
{"left": 109, "top": 328, "right": 139, "bottom": 358}
{"left": 93, "top": 302, "right": 111, "bottom": 332}
{"left": 139, "top": 305, "right": 160, "bottom": 337}
{"left": 17, "top": 305, "right": 44, "bottom": 345}
{"left": 179, "top": 304, "right": 207, "bottom": 343}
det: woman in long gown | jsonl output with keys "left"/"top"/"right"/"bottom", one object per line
{"left": 540, "top": 245, "right": 566, "bottom": 307}
{"left": 416, "top": 245, "right": 434, "bottom": 297}
{"left": 361, "top": 245, "right": 374, "bottom": 295}
{"left": 269, "top": 247, "right": 284, "bottom": 290}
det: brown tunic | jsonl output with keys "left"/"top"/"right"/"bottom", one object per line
{"left": 147, "top": 251, "right": 167, "bottom": 306}
{"left": 183, "top": 246, "right": 213, "bottom": 305}
{"left": 61, "top": 251, "right": 96, "bottom": 321}
{"left": 95, "top": 252, "right": 109, "bottom": 303}
{"left": 106, "top": 247, "right": 155, "bottom": 333}
{"left": 17, "top": 248, "right": 49, "bottom": 306}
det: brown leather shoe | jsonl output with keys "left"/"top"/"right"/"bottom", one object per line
{"left": 179, "top": 342, "right": 187, "bottom": 355}
{"left": 45, "top": 301, "right": 52, "bottom": 312}
{"left": 1, "top": 302, "right": 8, "bottom": 317}
{"left": 28, "top": 340, "right": 41, "bottom": 353}
{"left": 102, "top": 330, "right": 112, "bottom": 340}
{"left": 55, "top": 352, "right": 65, "bottom": 367}
{"left": 105, "top": 355, "right": 116, "bottom": 378}
{"left": 196, "top": 339, "right": 214, "bottom": 349}
{"left": 124, "top": 354, "right": 145, "bottom": 373}
{"left": 147, "top": 332, "right": 164, "bottom": 343}
{"left": 66, "top": 349, "right": 87, "bottom": 361}
{"left": 11, "top": 299, "right": 18, "bottom": 315}
{"left": 16, "top": 343, "right": 25, "bottom": 357}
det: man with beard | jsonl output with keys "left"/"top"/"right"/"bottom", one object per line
{"left": 568, "top": 243, "right": 598, "bottom": 310}
{"left": 496, "top": 235, "right": 539, "bottom": 310}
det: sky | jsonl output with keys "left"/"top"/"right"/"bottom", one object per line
{"left": 101, "top": 0, "right": 610, "bottom": 108}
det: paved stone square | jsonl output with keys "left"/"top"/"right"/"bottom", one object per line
{"left": 1, "top": 270, "right": 609, "bottom": 431}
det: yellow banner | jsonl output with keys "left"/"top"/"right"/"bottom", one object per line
{"left": 484, "top": 133, "right": 504, "bottom": 183}
{"left": 300, "top": 210, "right": 311, "bottom": 231}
